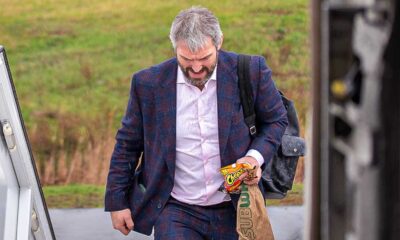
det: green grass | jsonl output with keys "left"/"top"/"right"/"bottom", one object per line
{"left": 1, "top": 0, "right": 310, "bottom": 185}
{"left": 267, "top": 183, "right": 304, "bottom": 206}
{"left": 43, "top": 184, "right": 106, "bottom": 208}
{"left": 42, "top": 183, "right": 303, "bottom": 208}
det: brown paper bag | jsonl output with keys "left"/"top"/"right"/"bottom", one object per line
{"left": 237, "top": 184, "right": 275, "bottom": 240}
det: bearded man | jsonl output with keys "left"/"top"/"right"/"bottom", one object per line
{"left": 105, "top": 6, "right": 288, "bottom": 240}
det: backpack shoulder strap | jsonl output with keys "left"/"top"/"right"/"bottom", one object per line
{"left": 238, "top": 54, "right": 257, "bottom": 137}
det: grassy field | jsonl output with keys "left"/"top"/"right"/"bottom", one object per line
{"left": 43, "top": 184, "right": 105, "bottom": 208}
{"left": 266, "top": 183, "right": 304, "bottom": 206}
{"left": 43, "top": 183, "right": 304, "bottom": 208}
{"left": 1, "top": 0, "right": 310, "bottom": 187}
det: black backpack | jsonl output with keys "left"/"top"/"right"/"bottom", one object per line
{"left": 238, "top": 54, "right": 306, "bottom": 199}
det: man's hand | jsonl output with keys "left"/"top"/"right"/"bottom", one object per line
{"left": 110, "top": 208, "right": 134, "bottom": 236}
{"left": 237, "top": 156, "right": 262, "bottom": 185}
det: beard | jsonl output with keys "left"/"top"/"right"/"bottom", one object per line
{"left": 178, "top": 59, "right": 217, "bottom": 88}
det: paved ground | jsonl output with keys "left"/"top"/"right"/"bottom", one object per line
{"left": 49, "top": 206, "right": 304, "bottom": 240}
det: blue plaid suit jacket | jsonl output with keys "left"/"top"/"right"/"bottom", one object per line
{"left": 105, "top": 50, "right": 288, "bottom": 235}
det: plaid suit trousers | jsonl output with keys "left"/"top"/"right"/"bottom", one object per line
{"left": 154, "top": 198, "right": 238, "bottom": 240}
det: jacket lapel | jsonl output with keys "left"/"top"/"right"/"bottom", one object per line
{"left": 158, "top": 59, "right": 178, "bottom": 179}
{"left": 154, "top": 53, "right": 238, "bottom": 177}
{"left": 217, "top": 51, "right": 238, "bottom": 166}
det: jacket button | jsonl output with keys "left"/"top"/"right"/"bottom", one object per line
{"left": 157, "top": 202, "right": 162, "bottom": 209}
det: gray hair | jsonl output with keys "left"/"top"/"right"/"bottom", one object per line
{"left": 169, "top": 6, "right": 223, "bottom": 52}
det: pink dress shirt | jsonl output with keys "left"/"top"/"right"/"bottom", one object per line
{"left": 171, "top": 65, "right": 264, "bottom": 206}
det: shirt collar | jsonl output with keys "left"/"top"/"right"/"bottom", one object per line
{"left": 177, "top": 65, "right": 218, "bottom": 84}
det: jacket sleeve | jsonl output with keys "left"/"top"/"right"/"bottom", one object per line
{"left": 249, "top": 56, "right": 288, "bottom": 167}
{"left": 105, "top": 75, "right": 144, "bottom": 211}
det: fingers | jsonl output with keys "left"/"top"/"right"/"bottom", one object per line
{"left": 238, "top": 166, "right": 259, "bottom": 185}
{"left": 236, "top": 158, "right": 247, "bottom": 164}
{"left": 124, "top": 214, "right": 134, "bottom": 231}
{"left": 118, "top": 225, "right": 130, "bottom": 236}
{"left": 236, "top": 156, "right": 261, "bottom": 185}
{"left": 243, "top": 177, "right": 258, "bottom": 185}
{"left": 113, "top": 218, "right": 130, "bottom": 235}
{"left": 243, "top": 167, "right": 262, "bottom": 185}
{"left": 236, "top": 156, "right": 259, "bottom": 170}
{"left": 238, "top": 171, "right": 249, "bottom": 181}
{"left": 111, "top": 209, "right": 134, "bottom": 236}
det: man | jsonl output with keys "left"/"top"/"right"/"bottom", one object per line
{"left": 105, "top": 6, "right": 288, "bottom": 240}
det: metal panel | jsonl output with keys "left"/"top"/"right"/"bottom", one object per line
{"left": 0, "top": 46, "right": 55, "bottom": 240}
{"left": 314, "top": 0, "right": 395, "bottom": 239}
{"left": 0, "top": 136, "right": 19, "bottom": 240}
